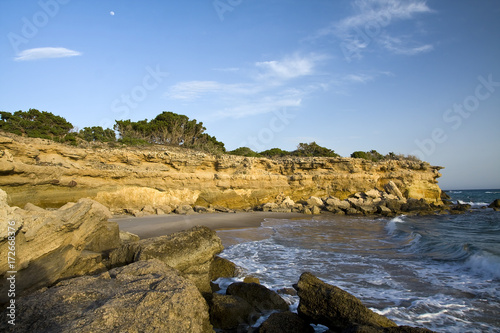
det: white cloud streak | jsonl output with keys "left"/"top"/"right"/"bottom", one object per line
{"left": 14, "top": 47, "right": 82, "bottom": 61}
{"left": 165, "top": 54, "right": 325, "bottom": 118}
{"left": 335, "top": 0, "right": 432, "bottom": 33}
{"left": 312, "top": 0, "right": 433, "bottom": 59}
{"left": 379, "top": 35, "right": 433, "bottom": 55}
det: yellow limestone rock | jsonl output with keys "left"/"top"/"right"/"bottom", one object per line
{"left": 0, "top": 132, "right": 444, "bottom": 210}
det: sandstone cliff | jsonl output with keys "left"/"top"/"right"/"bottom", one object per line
{"left": 0, "top": 132, "right": 443, "bottom": 211}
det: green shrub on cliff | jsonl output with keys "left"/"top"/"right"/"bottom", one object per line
{"left": 260, "top": 148, "right": 290, "bottom": 158}
{"left": 79, "top": 126, "right": 116, "bottom": 142}
{"left": 351, "top": 150, "right": 421, "bottom": 162}
{"left": 231, "top": 143, "right": 339, "bottom": 158}
{"left": 229, "top": 147, "right": 262, "bottom": 157}
{"left": 351, "top": 150, "right": 384, "bottom": 162}
{"left": 293, "top": 142, "right": 339, "bottom": 157}
{"left": 114, "top": 111, "right": 225, "bottom": 153}
{"left": 0, "top": 109, "right": 74, "bottom": 141}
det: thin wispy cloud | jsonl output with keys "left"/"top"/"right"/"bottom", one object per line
{"left": 311, "top": 0, "right": 433, "bottom": 59}
{"left": 380, "top": 35, "right": 433, "bottom": 55}
{"left": 215, "top": 94, "right": 303, "bottom": 118}
{"left": 335, "top": 0, "right": 432, "bottom": 33}
{"left": 255, "top": 55, "right": 315, "bottom": 81}
{"left": 166, "top": 81, "right": 247, "bottom": 100}
{"left": 343, "top": 73, "right": 375, "bottom": 84}
{"left": 165, "top": 53, "right": 325, "bottom": 118}
{"left": 14, "top": 47, "right": 82, "bottom": 61}
{"left": 212, "top": 67, "right": 240, "bottom": 72}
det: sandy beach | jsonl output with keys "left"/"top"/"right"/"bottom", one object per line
{"left": 112, "top": 211, "right": 305, "bottom": 239}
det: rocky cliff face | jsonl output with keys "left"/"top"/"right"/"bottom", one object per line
{"left": 0, "top": 132, "right": 443, "bottom": 211}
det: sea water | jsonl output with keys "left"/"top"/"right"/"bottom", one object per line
{"left": 216, "top": 190, "right": 500, "bottom": 332}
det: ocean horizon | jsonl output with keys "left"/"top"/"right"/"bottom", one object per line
{"left": 216, "top": 189, "right": 500, "bottom": 332}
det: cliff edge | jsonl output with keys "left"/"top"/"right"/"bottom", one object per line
{"left": 0, "top": 132, "right": 443, "bottom": 211}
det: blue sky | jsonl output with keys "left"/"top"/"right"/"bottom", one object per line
{"left": 1, "top": 0, "right": 499, "bottom": 190}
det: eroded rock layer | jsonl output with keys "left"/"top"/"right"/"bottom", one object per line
{"left": 0, "top": 133, "right": 443, "bottom": 210}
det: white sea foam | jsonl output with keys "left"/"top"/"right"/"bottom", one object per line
{"left": 385, "top": 215, "right": 406, "bottom": 235}
{"left": 375, "top": 294, "right": 482, "bottom": 333}
{"left": 465, "top": 251, "right": 500, "bottom": 279}
{"left": 457, "top": 200, "right": 489, "bottom": 207}
{"left": 218, "top": 214, "right": 500, "bottom": 332}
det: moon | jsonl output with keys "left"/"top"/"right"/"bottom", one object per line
{"left": 110, "top": 11, "right": 115, "bottom": 16}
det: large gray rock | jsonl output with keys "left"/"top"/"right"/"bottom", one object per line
{"left": 295, "top": 272, "right": 397, "bottom": 331}
{"left": 227, "top": 282, "right": 289, "bottom": 313}
{"left": 110, "top": 225, "right": 224, "bottom": 293}
{"left": 175, "top": 204, "right": 196, "bottom": 215}
{"left": 258, "top": 311, "right": 314, "bottom": 333}
{"left": 209, "top": 256, "right": 239, "bottom": 281}
{"left": 384, "top": 181, "right": 405, "bottom": 201}
{"left": 307, "top": 196, "right": 324, "bottom": 207}
{"left": 325, "top": 196, "right": 351, "bottom": 211}
{"left": 347, "top": 197, "right": 378, "bottom": 215}
{"left": 0, "top": 191, "right": 121, "bottom": 304}
{"left": 400, "top": 198, "right": 432, "bottom": 214}
{"left": 0, "top": 260, "right": 214, "bottom": 333}
{"left": 208, "top": 293, "right": 257, "bottom": 330}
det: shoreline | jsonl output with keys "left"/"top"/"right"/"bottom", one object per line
{"left": 112, "top": 211, "right": 305, "bottom": 239}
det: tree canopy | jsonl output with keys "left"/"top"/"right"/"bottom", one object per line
{"left": 0, "top": 109, "right": 420, "bottom": 161}
{"left": 113, "top": 111, "right": 225, "bottom": 153}
{"left": 351, "top": 150, "right": 420, "bottom": 162}
{"left": 228, "top": 142, "right": 340, "bottom": 158}
{"left": 79, "top": 126, "right": 116, "bottom": 142}
{"left": 0, "top": 109, "right": 73, "bottom": 141}
{"left": 293, "top": 142, "right": 339, "bottom": 157}
{"left": 351, "top": 150, "right": 384, "bottom": 162}
{"left": 228, "top": 147, "right": 262, "bottom": 157}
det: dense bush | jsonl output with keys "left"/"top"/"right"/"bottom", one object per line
{"left": 114, "top": 111, "right": 225, "bottom": 154}
{"left": 260, "top": 148, "right": 289, "bottom": 158}
{"left": 1, "top": 109, "right": 420, "bottom": 162}
{"left": 229, "top": 142, "right": 340, "bottom": 158}
{"left": 351, "top": 150, "right": 421, "bottom": 162}
{"left": 292, "top": 142, "right": 339, "bottom": 157}
{"left": 79, "top": 126, "right": 116, "bottom": 142}
{"left": 229, "top": 147, "right": 262, "bottom": 157}
{"left": 351, "top": 150, "right": 384, "bottom": 162}
{"left": 0, "top": 109, "right": 73, "bottom": 141}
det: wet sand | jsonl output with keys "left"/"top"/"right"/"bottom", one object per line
{"left": 112, "top": 211, "right": 305, "bottom": 239}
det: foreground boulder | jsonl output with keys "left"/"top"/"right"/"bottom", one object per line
{"left": 0, "top": 260, "right": 214, "bottom": 333}
{"left": 0, "top": 190, "right": 121, "bottom": 304}
{"left": 258, "top": 311, "right": 314, "bottom": 333}
{"left": 110, "top": 225, "right": 224, "bottom": 293}
{"left": 227, "top": 282, "right": 289, "bottom": 312}
{"left": 295, "top": 272, "right": 398, "bottom": 331}
{"left": 210, "top": 256, "right": 239, "bottom": 281}
{"left": 208, "top": 293, "right": 257, "bottom": 330}
{"left": 208, "top": 282, "right": 289, "bottom": 331}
